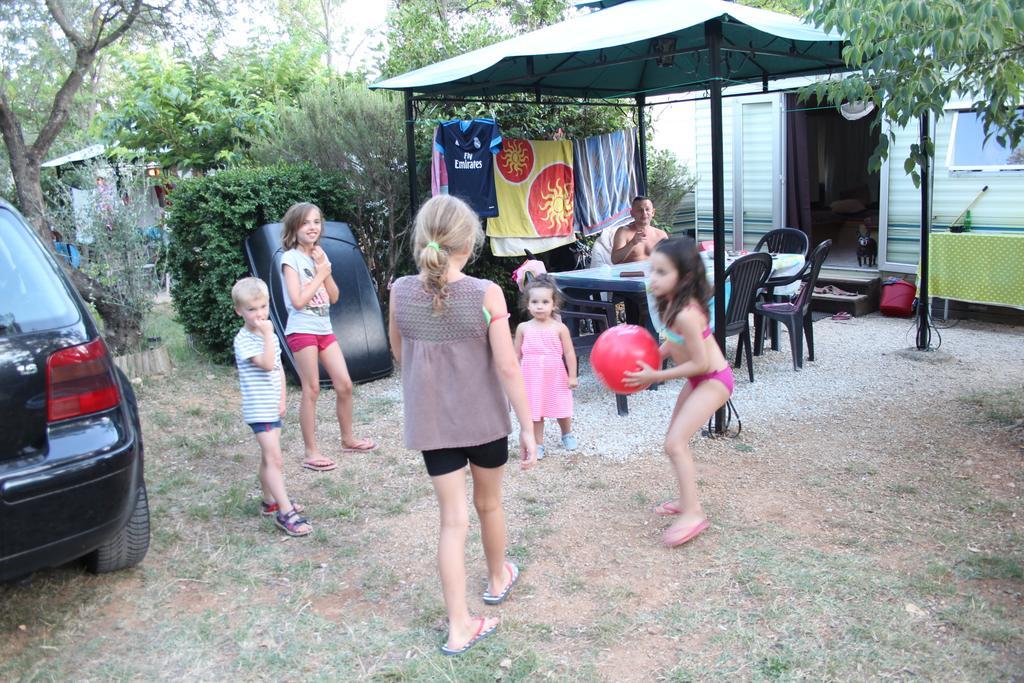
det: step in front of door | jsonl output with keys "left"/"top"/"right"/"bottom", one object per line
{"left": 811, "top": 272, "right": 881, "bottom": 316}
{"left": 811, "top": 292, "right": 875, "bottom": 317}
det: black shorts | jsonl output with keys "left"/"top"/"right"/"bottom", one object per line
{"left": 422, "top": 436, "right": 509, "bottom": 477}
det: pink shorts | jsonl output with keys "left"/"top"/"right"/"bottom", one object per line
{"left": 285, "top": 332, "right": 337, "bottom": 353}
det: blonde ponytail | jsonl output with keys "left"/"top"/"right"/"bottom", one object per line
{"left": 412, "top": 196, "right": 482, "bottom": 313}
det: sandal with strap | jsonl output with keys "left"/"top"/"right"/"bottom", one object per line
{"left": 260, "top": 500, "right": 304, "bottom": 517}
{"left": 275, "top": 509, "right": 312, "bottom": 537}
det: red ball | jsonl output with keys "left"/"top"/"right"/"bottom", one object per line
{"left": 589, "top": 324, "right": 660, "bottom": 395}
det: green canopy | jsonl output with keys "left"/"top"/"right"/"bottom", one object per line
{"left": 371, "top": 0, "right": 845, "bottom": 98}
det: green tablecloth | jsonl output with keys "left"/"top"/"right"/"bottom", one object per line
{"left": 927, "top": 232, "right": 1024, "bottom": 310}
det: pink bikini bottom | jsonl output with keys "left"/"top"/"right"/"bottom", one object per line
{"left": 688, "top": 365, "right": 735, "bottom": 395}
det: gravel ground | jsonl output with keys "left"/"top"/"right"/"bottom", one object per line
{"left": 366, "top": 313, "right": 1022, "bottom": 461}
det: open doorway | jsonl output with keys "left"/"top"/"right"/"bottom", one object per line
{"left": 785, "top": 93, "right": 881, "bottom": 269}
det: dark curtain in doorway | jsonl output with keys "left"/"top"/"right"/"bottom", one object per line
{"left": 785, "top": 93, "right": 812, "bottom": 237}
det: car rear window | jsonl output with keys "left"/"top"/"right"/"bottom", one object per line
{"left": 0, "top": 209, "right": 80, "bottom": 334}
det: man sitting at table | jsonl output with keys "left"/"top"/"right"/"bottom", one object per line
{"left": 610, "top": 196, "right": 669, "bottom": 264}
{"left": 610, "top": 196, "right": 668, "bottom": 324}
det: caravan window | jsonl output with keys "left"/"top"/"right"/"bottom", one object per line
{"left": 947, "top": 109, "right": 1024, "bottom": 172}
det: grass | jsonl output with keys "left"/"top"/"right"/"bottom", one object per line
{"left": 960, "top": 387, "right": 1024, "bottom": 427}
{"left": 1, "top": 308, "right": 1022, "bottom": 681}
{"left": 956, "top": 553, "right": 1024, "bottom": 581}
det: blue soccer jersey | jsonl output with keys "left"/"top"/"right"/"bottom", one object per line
{"left": 434, "top": 118, "right": 502, "bottom": 217}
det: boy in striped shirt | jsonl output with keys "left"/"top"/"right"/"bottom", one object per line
{"left": 232, "top": 277, "right": 312, "bottom": 537}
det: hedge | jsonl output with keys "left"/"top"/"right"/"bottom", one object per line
{"left": 165, "top": 164, "right": 357, "bottom": 360}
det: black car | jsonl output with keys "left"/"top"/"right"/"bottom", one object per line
{"left": 0, "top": 199, "right": 149, "bottom": 582}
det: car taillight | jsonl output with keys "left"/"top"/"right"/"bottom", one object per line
{"left": 46, "top": 338, "right": 121, "bottom": 422}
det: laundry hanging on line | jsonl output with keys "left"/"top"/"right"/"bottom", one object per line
{"left": 486, "top": 138, "right": 574, "bottom": 239}
{"left": 430, "top": 126, "right": 449, "bottom": 197}
{"left": 573, "top": 128, "right": 641, "bottom": 236}
{"left": 488, "top": 233, "right": 578, "bottom": 258}
{"left": 434, "top": 118, "right": 502, "bottom": 217}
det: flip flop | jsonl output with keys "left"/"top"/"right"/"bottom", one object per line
{"left": 482, "top": 560, "right": 520, "bottom": 605}
{"left": 654, "top": 500, "right": 682, "bottom": 517}
{"left": 340, "top": 438, "right": 378, "bottom": 453}
{"left": 831, "top": 311, "right": 852, "bottom": 321}
{"left": 301, "top": 458, "right": 337, "bottom": 472}
{"left": 440, "top": 617, "right": 498, "bottom": 656}
{"left": 662, "top": 519, "right": 710, "bottom": 548}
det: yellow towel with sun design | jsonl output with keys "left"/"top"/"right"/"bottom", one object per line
{"left": 486, "top": 139, "right": 574, "bottom": 238}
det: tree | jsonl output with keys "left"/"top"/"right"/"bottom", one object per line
{"left": 262, "top": 0, "right": 346, "bottom": 72}
{"left": 0, "top": 0, "right": 222, "bottom": 352}
{"left": 379, "top": 0, "right": 568, "bottom": 79}
{"left": 804, "top": 0, "right": 1024, "bottom": 185}
{"left": 739, "top": 0, "right": 804, "bottom": 14}
{"left": 250, "top": 84, "right": 412, "bottom": 307}
{"left": 98, "top": 42, "right": 328, "bottom": 171}
{"left": 646, "top": 148, "right": 697, "bottom": 229}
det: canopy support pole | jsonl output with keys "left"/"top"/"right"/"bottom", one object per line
{"left": 916, "top": 112, "right": 931, "bottom": 350}
{"left": 707, "top": 19, "right": 727, "bottom": 434}
{"left": 636, "top": 94, "right": 648, "bottom": 193}
{"left": 405, "top": 91, "right": 420, "bottom": 218}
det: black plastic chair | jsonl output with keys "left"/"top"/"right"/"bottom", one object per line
{"left": 722, "top": 252, "right": 772, "bottom": 382}
{"left": 753, "top": 228, "right": 811, "bottom": 350}
{"left": 559, "top": 293, "right": 618, "bottom": 353}
{"left": 753, "top": 239, "right": 832, "bottom": 370}
{"left": 754, "top": 227, "right": 810, "bottom": 257}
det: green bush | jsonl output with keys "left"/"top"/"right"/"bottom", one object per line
{"left": 646, "top": 147, "right": 696, "bottom": 230}
{"left": 165, "top": 164, "right": 357, "bottom": 360}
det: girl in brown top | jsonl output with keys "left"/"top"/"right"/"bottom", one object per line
{"left": 389, "top": 195, "right": 537, "bottom": 656}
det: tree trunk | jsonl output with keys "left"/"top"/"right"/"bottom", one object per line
{"left": 11, "top": 156, "right": 48, "bottom": 239}
{"left": 66, "top": 268, "right": 144, "bottom": 354}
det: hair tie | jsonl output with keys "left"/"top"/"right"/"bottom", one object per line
{"left": 426, "top": 241, "right": 442, "bottom": 253}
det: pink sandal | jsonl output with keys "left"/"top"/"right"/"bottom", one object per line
{"left": 662, "top": 519, "right": 709, "bottom": 548}
{"left": 654, "top": 500, "right": 682, "bottom": 517}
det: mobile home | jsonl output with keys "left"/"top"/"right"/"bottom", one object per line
{"left": 689, "top": 80, "right": 1024, "bottom": 276}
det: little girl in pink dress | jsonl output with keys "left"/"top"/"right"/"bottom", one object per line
{"left": 514, "top": 275, "right": 578, "bottom": 459}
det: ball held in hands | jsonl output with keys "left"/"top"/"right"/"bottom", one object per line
{"left": 590, "top": 325, "right": 660, "bottom": 395}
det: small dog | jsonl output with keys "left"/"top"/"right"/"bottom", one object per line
{"left": 857, "top": 233, "right": 877, "bottom": 267}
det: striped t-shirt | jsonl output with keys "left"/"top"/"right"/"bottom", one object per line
{"left": 234, "top": 327, "right": 282, "bottom": 423}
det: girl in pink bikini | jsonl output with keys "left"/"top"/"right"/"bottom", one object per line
{"left": 514, "top": 275, "right": 578, "bottom": 460}
{"left": 623, "top": 237, "right": 733, "bottom": 548}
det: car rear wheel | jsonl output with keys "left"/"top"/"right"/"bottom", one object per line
{"left": 86, "top": 483, "right": 150, "bottom": 574}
